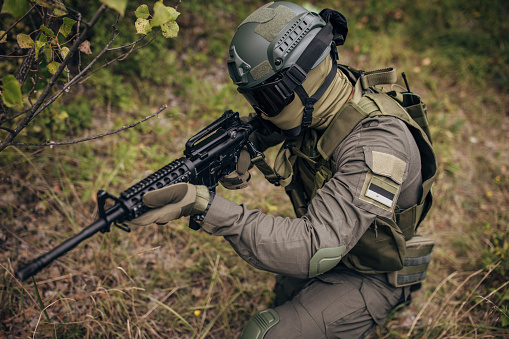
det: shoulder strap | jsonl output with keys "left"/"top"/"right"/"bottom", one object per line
{"left": 359, "top": 68, "right": 398, "bottom": 90}
{"left": 338, "top": 64, "right": 397, "bottom": 89}
{"left": 317, "top": 100, "right": 371, "bottom": 160}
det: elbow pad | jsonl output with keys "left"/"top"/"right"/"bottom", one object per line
{"left": 308, "top": 246, "right": 346, "bottom": 278}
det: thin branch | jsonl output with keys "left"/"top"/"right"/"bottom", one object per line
{"left": 0, "top": 4, "right": 107, "bottom": 153}
{"left": 0, "top": 4, "right": 38, "bottom": 43}
{"left": 27, "top": 63, "right": 41, "bottom": 105}
{"left": 76, "top": 12, "right": 82, "bottom": 72}
{"left": 80, "top": 31, "right": 160, "bottom": 83}
{"left": 0, "top": 148, "right": 46, "bottom": 171}
{"left": 8, "top": 105, "right": 167, "bottom": 147}
{"left": 29, "top": 21, "right": 121, "bottom": 119}
{"left": 0, "top": 55, "right": 29, "bottom": 59}
{"left": 107, "top": 35, "right": 147, "bottom": 51}
{"left": 0, "top": 126, "right": 15, "bottom": 133}
{"left": 18, "top": 21, "right": 159, "bottom": 124}
{"left": 0, "top": 108, "right": 32, "bottom": 124}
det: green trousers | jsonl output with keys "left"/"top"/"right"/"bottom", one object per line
{"left": 266, "top": 267, "right": 410, "bottom": 339}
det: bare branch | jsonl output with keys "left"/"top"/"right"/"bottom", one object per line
{"left": 0, "top": 108, "right": 31, "bottom": 124}
{"left": 108, "top": 35, "right": 147, "bottom": 51}
{"left": 0, "top": 4, "right": 108, "bottom": 153}
{"left": 76, "top": 12, "right": 83, "bottom": 72}
{"left": 0, "top": 4, "right": 37, "bottom": 43}
{"left": 0, "top": 126, "right": 15, "bottom": 133}
{"left": 81, "top": 31, "right": 160, "bottom": 83}
{"left": 0, "top": 54, "right": 29, "bottom": 59}
{"left": 0, "top": 148, "right": 46, "bottom": 171}
{"left": 14, "top": 48, "right": 36, "bottom": 84}
{"left": 28, "top": 17, "right": 121, "bottom": 119}
{"left": 27, "top": 64, "right": 41, "bottom": 105}
{"left": 8, "top": 105, "right": 168, "bottom": 147}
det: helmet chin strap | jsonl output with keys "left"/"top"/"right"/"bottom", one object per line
{"left": 294, "top": 44, "right": 338, "bottom": 130}
{"left": 279, "top": 22, "right": 338, "bottom": 136}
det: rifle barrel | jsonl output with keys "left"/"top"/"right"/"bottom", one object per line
{"left": 15, "top": 205, "right": 125, "bottom": 282}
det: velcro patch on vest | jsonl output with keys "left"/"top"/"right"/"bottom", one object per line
{"left": 360, "top": 172, "right": 401, "bottom": 212}
{"left": 358, "top": 149, "right": 408, "bottom": 214}
{"left": 365, "top": 176, "right": 398, "bottom": 208}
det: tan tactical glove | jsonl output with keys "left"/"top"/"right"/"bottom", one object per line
{"left": 127, "top": 183, "right": 210, "bottom": 226}
{"left": 219, "top": 147, "right": 252, "bottom": 189}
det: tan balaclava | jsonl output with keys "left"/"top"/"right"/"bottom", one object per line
{"left": 261, "top": 54, "right": 354, "bottom": 133}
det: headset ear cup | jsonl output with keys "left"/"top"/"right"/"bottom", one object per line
{"left": 319, "top": 9, "right": 348, "bottom": 46}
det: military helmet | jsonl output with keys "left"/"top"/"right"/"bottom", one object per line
{"left": 227, "top": 2, "right": 328, "bottom": 89}
{"left": 227, "top": 2, "right": 348, "bottom": 135}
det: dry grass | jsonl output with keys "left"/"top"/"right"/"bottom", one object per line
{"left": 1, "top": 0, "right": 508, "bottom": 338}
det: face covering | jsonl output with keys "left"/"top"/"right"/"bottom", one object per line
{"left": 261, "top": 55, "right": 354, "bottom": 134}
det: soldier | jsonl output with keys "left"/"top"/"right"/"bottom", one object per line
{"left": 129, "top": 2, "right": 437, "bottom": 338}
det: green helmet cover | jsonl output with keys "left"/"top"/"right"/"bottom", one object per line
{"left": 228, "top": 2, "right": 328, "bottom": 89}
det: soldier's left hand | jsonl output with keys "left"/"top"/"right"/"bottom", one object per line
{"left": 127, "top": 183, "right": 210, "bottom": 226}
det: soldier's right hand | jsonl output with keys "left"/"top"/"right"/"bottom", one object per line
{"left": 219, "top": 147, "right": 251, "bottom": 190}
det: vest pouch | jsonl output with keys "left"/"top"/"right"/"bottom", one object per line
{"left": 285, "top": 182, "right": 309, "bottom": 218}
{"left": 387, "top": 91, "right": 432, "bottom": 142}
{"left": 387, "top": 235, "right": 434, "bottom": 287}
{"left": 395, "top": 205, "right": 418, "bottom": 241}
{"left": 405, "top": 102, "right": 431, "bottom": 142}
{"left": 343, "top": 217, "right": 406, "bottom": 273}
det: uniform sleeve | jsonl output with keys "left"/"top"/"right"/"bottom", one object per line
{"left": 201, "top": 116, "right": 415, "bottom": 279}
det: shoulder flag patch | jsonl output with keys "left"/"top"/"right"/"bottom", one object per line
{"left": 365, "top": 176, "right": 398, "bottom": 208}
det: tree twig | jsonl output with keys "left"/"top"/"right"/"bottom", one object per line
{"left": 0, "top": 148, "right": 46, "bottom": 171}
{"left": 28, "top": 17, "right": 121, "bottom": 121}
{"left": 8, "top": 105, "right": 167, "bottom": 147}
{"left": 0, "top": 54, "right": 29, "bottom": 58}
{"left": 0, "top": 4, "right": 37, "bottom": 43}
{"left": 0, "top": 108, "right": 32, "bottom": 124}
{"left": 0, "top": 4, "right": 107, "bottom": 153}
{"left": 107, "top": 35, "right": 147, "bottom": 51}
{"left": 0, "top": 126, "right": 15, "bottom": 133}
{"left": 80, "top": 31, "right": 160, "bottom": 83}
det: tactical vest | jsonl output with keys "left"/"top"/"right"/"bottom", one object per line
{"left": 253, "top": 66, "right": 437, "bottom": 275}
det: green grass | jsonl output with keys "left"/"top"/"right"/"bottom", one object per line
{"left": 1, "top": 0, "right": 508, "bottom": 337}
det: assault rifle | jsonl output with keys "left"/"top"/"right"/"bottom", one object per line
{"left": 16, "top": 110, "right": 275, "bottom": 282}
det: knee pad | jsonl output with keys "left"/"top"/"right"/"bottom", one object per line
{"left": 239, "top": 309, "right": 279, "bottom": 339}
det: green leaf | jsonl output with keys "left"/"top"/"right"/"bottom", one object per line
{"left": 151, "top": 1, "right": 179, "bottom": 27}
{"left": 1, "top": 0, "right": 28, "bottom": 19}
{"left": 35, "top": 36, "right": 47, "bottom": 61}
{"left": 47, "top": 61, "right": 60, "bottom": 74}
{"left": 1, "top": 75, "right": 22, "bottom": 107}
{"left": 35, "top": 0, "right": 67, "bottom": 16}
{"left": 58, "top": 17, "right": 77, "bottom": 38}
{"left": 168, "top": 7, "right": 180, "bottom": 21}
{"left": 135, "top": 4, "right": 150, "bottom": 19}
{"left": 54, "top": 7, "right": 67, "bottom": 16}
{"left": 58, "top": 111, "right": 69, "bottom": 120}
{"left": 502, "top": 314, "right": 509, "bottom": 327}
{"left": 161, "top": 21, "right": 179, "bottom": 38}
{"left": 135, "top": 18, "right": 152, "bottom": 35}
{"left": 61, "top": 46, "right": 70, "bottom": 59}
{"left": 17, "top": 33, "right": 34, "bottom": 49}
{"left": 0, "top": 31, "right": 7, "bottom": 43}
{"left": 54, "top": 2, "right": 67, "bottom": 16}
{"left": 100, "top": 0, "right": 128, "bottom": 16}
{"left": 43, "top": 45, "right": 53, "bottom": 62}
{"left": 40, "top": 25, "right": 55, "bottom": 38}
